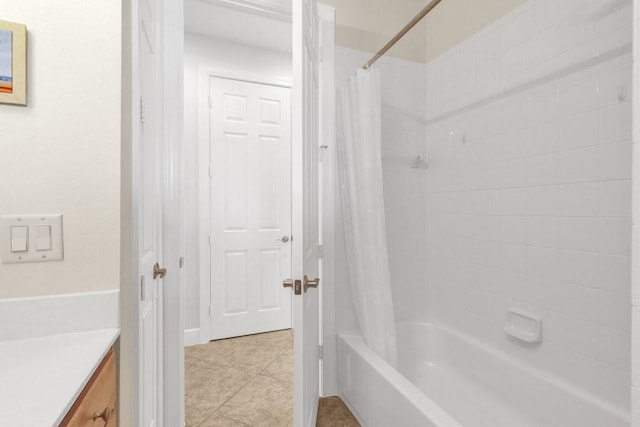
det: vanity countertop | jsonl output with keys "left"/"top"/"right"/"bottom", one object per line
{"left": 0, "top": 328, "right": 120, "bottom": 427}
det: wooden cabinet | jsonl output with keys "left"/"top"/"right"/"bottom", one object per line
{"left": 60, "top": 348, "right": 116, "bottom": 427}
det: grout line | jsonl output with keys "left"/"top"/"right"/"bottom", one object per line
{"left": 197, "top": 411, "right": 251, "bottom": 427}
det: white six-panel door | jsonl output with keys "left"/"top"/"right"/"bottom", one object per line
{"left": 209, "top": 76, "right": 292, "bottom": 340}
{"left": 292, "top": 0, "right": 322, "bottom": 425}
{"left": 138, "top": 0, "right": 162, "bottom": 425}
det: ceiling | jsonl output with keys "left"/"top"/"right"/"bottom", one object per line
{"left": 184, "top": 0, "right": 527, "bottom": 63}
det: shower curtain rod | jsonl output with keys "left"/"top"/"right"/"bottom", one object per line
{"left": 362, "top": 0, "right": 443, "bottom": 69}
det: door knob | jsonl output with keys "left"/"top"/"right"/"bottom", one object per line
{"left": 303, "top": 275, "right": 320, "bottom": 293}
{"left": 93, "top": 406, "right": 114, "bottom": 424}
{"left": 153, "top": 262, "right": 167, "bottom": 279}
{"left": 277, "top": 235, "right": 290, "bottom": 243}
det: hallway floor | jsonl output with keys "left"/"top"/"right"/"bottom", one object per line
{"left": 185, "top": 329, "right": 359, "bottom": 426}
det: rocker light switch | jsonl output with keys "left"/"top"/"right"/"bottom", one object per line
{"left": 35, "top": 225, "right": 52, "bottom": 251}
{"left": 10, "top": 226, "right": 28, "bottom": 252}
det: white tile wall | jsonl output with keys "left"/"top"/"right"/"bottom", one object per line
{"left": 334, "top": 47, "right": 428, "bottom": 325}
{"left": 421, "top": 0, "right": 633, "bottom": 412}
{"left": 379, "top": 53, "right": 428, "bottom": 322}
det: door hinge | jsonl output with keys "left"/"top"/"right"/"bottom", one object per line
{"left": 179, "top": 257, "right": 184, "bottom": 268}
{"left": 319, "top": 145, "right": 328, "bottom": 163}
{"left": 140, "top": 276, "right": 145, "bottom": 301}
{"left": 318, "top": 244, "right": 324, "bottom": 258}
{"left": 318, "top": 345, "right": 324, "bottom": 359}
{"left": 208, "top": 306, "right": 212, "bottom": 317}
{"left": 208, "top": 166, "right": 212, "bottom": 179}
{"left": 208, "top": 95, "right": 213, "bottom": 108}
{"left": 209, "top": 235, "right": 213, "bottom": 247}
{"left": 140, "top": 97, "right": 145, "bottom": 124}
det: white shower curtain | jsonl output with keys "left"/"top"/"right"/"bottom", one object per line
{"left": 337, "top": 67, "right": 398, "bottom": 368}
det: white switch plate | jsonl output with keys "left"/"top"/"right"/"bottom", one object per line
{"left": 1, "top": 215, "right": 64, "bottom": 264}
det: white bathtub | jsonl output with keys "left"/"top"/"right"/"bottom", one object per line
{"left": 338, "top": 321, "right": 629, "bottom": 427}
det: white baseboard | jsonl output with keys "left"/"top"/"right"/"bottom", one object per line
{"left": 0, "top": 289, "right": 119, "bottom": 342}
{"left": 184, "top": 328, "right": 201, "bottom": 347}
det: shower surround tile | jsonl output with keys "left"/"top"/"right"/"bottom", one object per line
{"left": 420, "top": 0, "right": 633, "bottom": 412}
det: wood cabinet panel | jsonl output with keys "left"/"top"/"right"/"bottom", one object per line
{"left": 60, "top": 348, "right": 116, "bottom": 427}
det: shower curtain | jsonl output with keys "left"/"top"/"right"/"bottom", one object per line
{"left": 337, "top": 67, "right": 398, "bottom": 368}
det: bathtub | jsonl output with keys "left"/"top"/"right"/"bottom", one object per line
{"left": 338, "top": 321, "right": 629, "bottom": 427}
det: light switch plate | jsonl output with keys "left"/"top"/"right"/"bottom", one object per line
{"left": 1, "top": 215, "right": 64, "bottom": 264}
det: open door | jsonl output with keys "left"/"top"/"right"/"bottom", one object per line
{"left": 291, "top": 0, "right": 321, "bottom": 426}
{"left": 122, "top": 0, "right": 184, "bottom": 425}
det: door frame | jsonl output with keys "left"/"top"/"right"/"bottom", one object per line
{"left": 632, "top": 0, "right": 639, "bottom": 422}
{"left": 317, "top": 2, "right": 336, "bottom": 398}
{"left": 198, "top": 68, "right": 293, "bottom": 344}
{"left": 120, "top": 0, "right": 184, "bottom": 425}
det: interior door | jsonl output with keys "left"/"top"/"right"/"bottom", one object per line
{"left": 291, "top": 0, "right": 321, "bottom": 425}
{"left": 209, "top": 76, "right": 293, "bottom": 340}
{"left": 138, "top": 0, "right": 162, "bottom": 425}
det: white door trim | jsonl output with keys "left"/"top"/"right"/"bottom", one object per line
{"left": 198, "top": 67, "right": 292, "bottom": 344}
{"left": 631, "top": 0, "right": 639, "bottom": 423}
{"left": 194, "top": 0, "right": 292, "bottom": 23}
{"left": 159, "top": 0, "right": 185, "bottom": 425}
{"left": 317, "top": 3, "right": 336, "bottom": 398}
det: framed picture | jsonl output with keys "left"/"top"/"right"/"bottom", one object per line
{"left": 0, "top": 20, "right": 27, "bottom": 106}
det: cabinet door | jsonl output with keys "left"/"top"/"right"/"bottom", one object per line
{"left": 61, "top": 349, "right": 116, "bottom": 427}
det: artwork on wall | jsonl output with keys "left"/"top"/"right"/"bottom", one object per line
{"left": 0, "top": 20, "right": 27, "bottom": 106}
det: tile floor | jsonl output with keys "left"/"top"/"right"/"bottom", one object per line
{"left": 185, "top": 329, "right": 359, "bottom": 427}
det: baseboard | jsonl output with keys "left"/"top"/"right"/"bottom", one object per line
{"left": 0, "top": 289, "right": 119, "bottom": 342}
{"left": 184, "top": 328, "right": 201, "bottom": 347}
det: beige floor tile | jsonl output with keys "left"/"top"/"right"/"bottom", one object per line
{"left": 203, "top": 338, "right": 281, "bottom": 373}
{"left": 186, "top": 334, "right": 253, "bottom": 361}
{"left": 185, "top": 363, "right": 255, "bottom": 426}
{"left": 199, "top": 413, "right": 251, "bottom": 426}
{"left": 185, "top": 355, "right": 209, "bottom": 373}
{"left": 261, "top": 347, "right": 293, "bottom": 384}
{"left": 216, "top": 375, "right": 293, "bottom": 426}
{"left": 185, "top": 342, "right": 216, "bottom": 362}
{"left": 316, "top": 396, "right": 360, "bottom": 427}
{"left": 250, "top": 329, "right": 293, "bottom": 350}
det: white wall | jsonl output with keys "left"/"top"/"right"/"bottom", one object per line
{"left": 0, "top": 1, "right": 121, "bottom": 298}
{"left": 422, "top": 0, "right": 632, "bottom": 413}
{"left": 183, "top": 32, "right": 291, "bottom": 330}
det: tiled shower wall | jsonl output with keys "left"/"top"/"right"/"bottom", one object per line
{"left": 334, "top": 47, "right": 427, "bottom": 332}
{"left": 421, "top": 0, "right": 632, "bottom": 411}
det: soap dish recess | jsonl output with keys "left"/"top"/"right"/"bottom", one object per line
{"left": 504, "top": 308, "right": 543, "bottom": 343}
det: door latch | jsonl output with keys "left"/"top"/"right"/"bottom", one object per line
{"left": 283, "top": 278, "right": 302, "bottom": 295}
{"left": 153, "top": 262, "right": 167, "bottom": 279}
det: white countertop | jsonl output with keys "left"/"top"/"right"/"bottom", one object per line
{"left": 0, "top": 328, "right": 120, "bottom": 427}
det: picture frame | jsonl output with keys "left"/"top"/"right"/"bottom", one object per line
{"left": 0, "top": 20, "right": 27, "bottom": 106}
